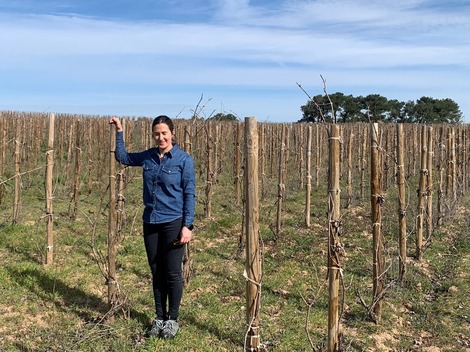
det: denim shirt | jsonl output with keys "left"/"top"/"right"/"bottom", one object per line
{"left": 114, "top": 131, "right": 196, "bottom": 226}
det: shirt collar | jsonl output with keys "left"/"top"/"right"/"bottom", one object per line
{"left": 165, "top": 143, "right": 179, "bottom": 158}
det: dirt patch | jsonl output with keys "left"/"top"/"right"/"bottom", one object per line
{"left": 373, "top": 331, "right": 399, "bottom": 351}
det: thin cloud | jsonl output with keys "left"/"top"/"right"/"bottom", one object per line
{"left": 0, "top": 13, "right": 466, "bottom": 67}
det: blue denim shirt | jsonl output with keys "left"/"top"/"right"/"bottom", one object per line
{"left": 114, "top": 131, "right": 196, "bottom": 226}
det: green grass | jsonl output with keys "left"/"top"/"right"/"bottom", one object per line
{"left": 0, "top": 164, "right": 469, "bottom": 351}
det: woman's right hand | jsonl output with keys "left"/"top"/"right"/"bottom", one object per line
{"left": 109, "top": 116, "right": 123, "bottom": 131}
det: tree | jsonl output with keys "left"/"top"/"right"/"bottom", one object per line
{"left": 414, "top": 97, "right": 462, "bottom": 124}
{"left": 386, "top": 99, "right": 405, "bottom": 123}
{"left": 399, "top": 101, "right": 416, "bottom": 123}
{"left": 299, "top": 93, "right": 463, "bottom": 124}
{"left": 359, "top": 94, "right": 390, "bottom": 122}
{"left": 210, "top": 113, "right": 238, "bottom": 121}
{"left": 414, "top": 97, "right": 433, "bottom": 123}
{"left": 299, "top": 94, "right": 332, "bottom": 123}
{"left": 339, "top": 94, "right": 363, "bottom": 122}
{"left": 437, "top": 98, "right": 463, "bottom": 123}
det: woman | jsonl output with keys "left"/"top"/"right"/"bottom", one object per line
{"left": 109, "top": 115, "right": 196, "bottom": 339}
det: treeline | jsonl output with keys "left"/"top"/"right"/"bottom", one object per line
{"left": 300, "top": 93, "right": 463, "bottom": 124}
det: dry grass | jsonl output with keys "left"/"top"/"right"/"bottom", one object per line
{"left": 0, "top": 145, "right": 469, "bottom": 351}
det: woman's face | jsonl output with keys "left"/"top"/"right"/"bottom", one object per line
{"left": 153, "top": 123, "right": 173, "bottom": 154}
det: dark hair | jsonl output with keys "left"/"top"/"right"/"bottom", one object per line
{"left": 152, "top": 115, "right": 174, "bottom": 132}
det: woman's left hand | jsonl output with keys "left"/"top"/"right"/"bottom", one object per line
{"left": 179, "top": 226, "right": 193, "bottom": 244}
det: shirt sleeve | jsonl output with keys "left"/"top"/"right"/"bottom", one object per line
{"left": 115, "top": 131, "right": 147, "bottom": 166}
{"left": 181, "top": 154, "right": 196, "bottom": 226}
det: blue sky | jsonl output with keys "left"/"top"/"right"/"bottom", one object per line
{"left": 0, "top": 0, "right": 469, "bottom": 122}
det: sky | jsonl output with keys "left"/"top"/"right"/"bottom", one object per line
{"left": 0, "top": 0, "right": 469, "bottom": 123}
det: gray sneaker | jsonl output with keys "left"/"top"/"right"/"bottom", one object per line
{"left": 161, "top": 319, "right": 179, "bottom": 339}
{"left": 148, "top": 318, "right": 164, "bottom": 337}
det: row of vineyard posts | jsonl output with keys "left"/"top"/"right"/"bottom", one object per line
{"left": 1, "top": 111, "right": 469, "bottom": 351}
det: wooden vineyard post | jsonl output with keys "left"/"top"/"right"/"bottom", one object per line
{"left": 305, "top": 125, "right": 312, "bottom": 227}
{"left": 184, "top": 124, "right": 192, "bottom": 154}
{"left": 446, "top": 128, "right": 452, "bottom": 199}
{"left": 457, "top": 126, "right": 462, "bottom": 198}
{"left": 466, "top": 127, "right": 469, "bottom": 194}
{"left": 412, "top": 126, "right": 418, "bottom": 176}
{"left": 450, "top": 128, "right": 457, "bottom": 203}
{"left": 145, "top": 118, "right": 152, "bottom": 149}
{"left": 416, "top": 125, "right": 427, "bottom": 261}
{"left": 24, "top": 116, "right": 31, "bottom": 189}
{"left": 182, "top": 123, "right": 192, "bottom": 287}
{"left": 237, "top": 122, "right": 247, "bottom": 256}
{"left": 13, "top": 121, "right": 21, "bottom": 224}
{"left": 456, "top": 127, "right": 463, "bottom": 196}
{"left": 86, "top": 119, "right": 94, "bottom": 194}
{"left": 284, "top": 124, "right": 290, "bottom": 180}
{"left": 0, "top": 115, "right": 3, "bottom": 205}
{"left": 205, "top": 121, "right": 213, "bottom": 218}
{"left": 259, "top": 123, "right": 267, "bottom": 199}
{"left": 437, "top": 127, "right": 445, "bottom": 226}
{"left": 382, "top": 127, "right": 391, "bottom": 191}
{"left": 108, "top": 126, "right": 117, "bottom": 317}
{"left": 463, "top": 128, "right": 468, "bottom": 194}
{"left": 346, "top": 129, "right": 354, "bottom": 208}
{"left": 65, "top": 120, "right": 74, "bottom": 190}
{"left": 213, "top": 124, "right": 220, "bottom": 184}
{"left": 276, "top": 125, "right": 286, "bottom": 238}
{"left": 244, "top": 117, "right": 261, "bottom": 351}
{"left": 116, "top": 118, "right": 128, "bottom": 237}
{"left": 370, "top": 122, "right": 384, "bottom": 323}
{"left": 0, "top": 114, "right": 4, "bottom": 177}
{"left": 68, "top": 119, "right": 81, "bottom": 220}
{"left": 56, "top": 117, "right": 64, "bottom": 177}
{"left": 268, "top": 124, "right": 275, "bottom": 177}
{"left": 396, "top": 124, "right": 407, "bottom": 282}
{"left": 235, "top": 122, "right": 242, "bottom": 206}
{"left": 327, "top": 124, "right": 343, "bottom": 351}
{"left": 315, "top": 125, "right": 321, "bottom": 187}
{"left": 426, "top": 127, "right": 434, "bottom": 242}
{"left": 45, "top": 113, "right": 55, "bottom": 266}
{"left": 297, "top": 124, "right": 305, "bottom": 189}
{"left": 360, "top": 126, "right": 367, "bottom": 201}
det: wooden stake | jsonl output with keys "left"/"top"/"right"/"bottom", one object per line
{"left": 446, "top": 128, "right": 452, "bottom": 199}
{"left": 370, "top": 122, "right": 384, "bottom": 323}
{"left": 360, "top": 126, "right": 367, "bottom": 201}
{"left": 204, "top": 121, "right": 213, "bottom": 218}
{"left": 87, "top": 120, "right": 93, "bottom": 194}
{"left": 235, "top": 122, "right": 242, "bottom": 206}
{"left": 305, "top": 125, "right": 312, "bottom": 227}
{"left": 244, "top": 117, "right": 261, "bottom": 351}
{"left": 68, "top": 120, "right": 81, "bottom": 220}
{"left": 298, "top": 124, "right": 305, "bottom": 189}
{"left": 450, "top": 128, "right": 457, "bottom": 203}
{"left": 259, "top": 123, "right": 267, "bottom": 199}
{"left": 0, "top": 114, "right": 4, "bottom": 177}
{"left": 315, "top": 125, "right": 321, "bottom": 187}
{"left": 45, "top": 113, "right": 55, "bottom": 266}
{"left": 437, "top": 126, "right": 445, "bottom": 226}
{"left": 426, "top": 127, "right": 434, "bottom": 242}
{"left": 346, "top": 129, "right": 354, "bottom": 208}
{"left": 108, "top": 126, "right": 117, "bottom": 316}
{"left": 13, "top": 121, "right": 21, "bottom": 224}
{"left": 416, "top": 125, "right": 428, "bottom": 260}
{"left": 276, "top": 124, "right": 286, "bottom": 238}
{"left": 396, "top": 124, "right": 406, "bottom": 282}
{"left": 182, "top": 123, "right": 192, "bottom": 287}
{"left": 327, "top": 124, "right": 342, "bottom": 351}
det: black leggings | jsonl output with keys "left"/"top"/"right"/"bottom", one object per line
{"left": 143, "top": 218, "right": 184, "bottom": 320}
